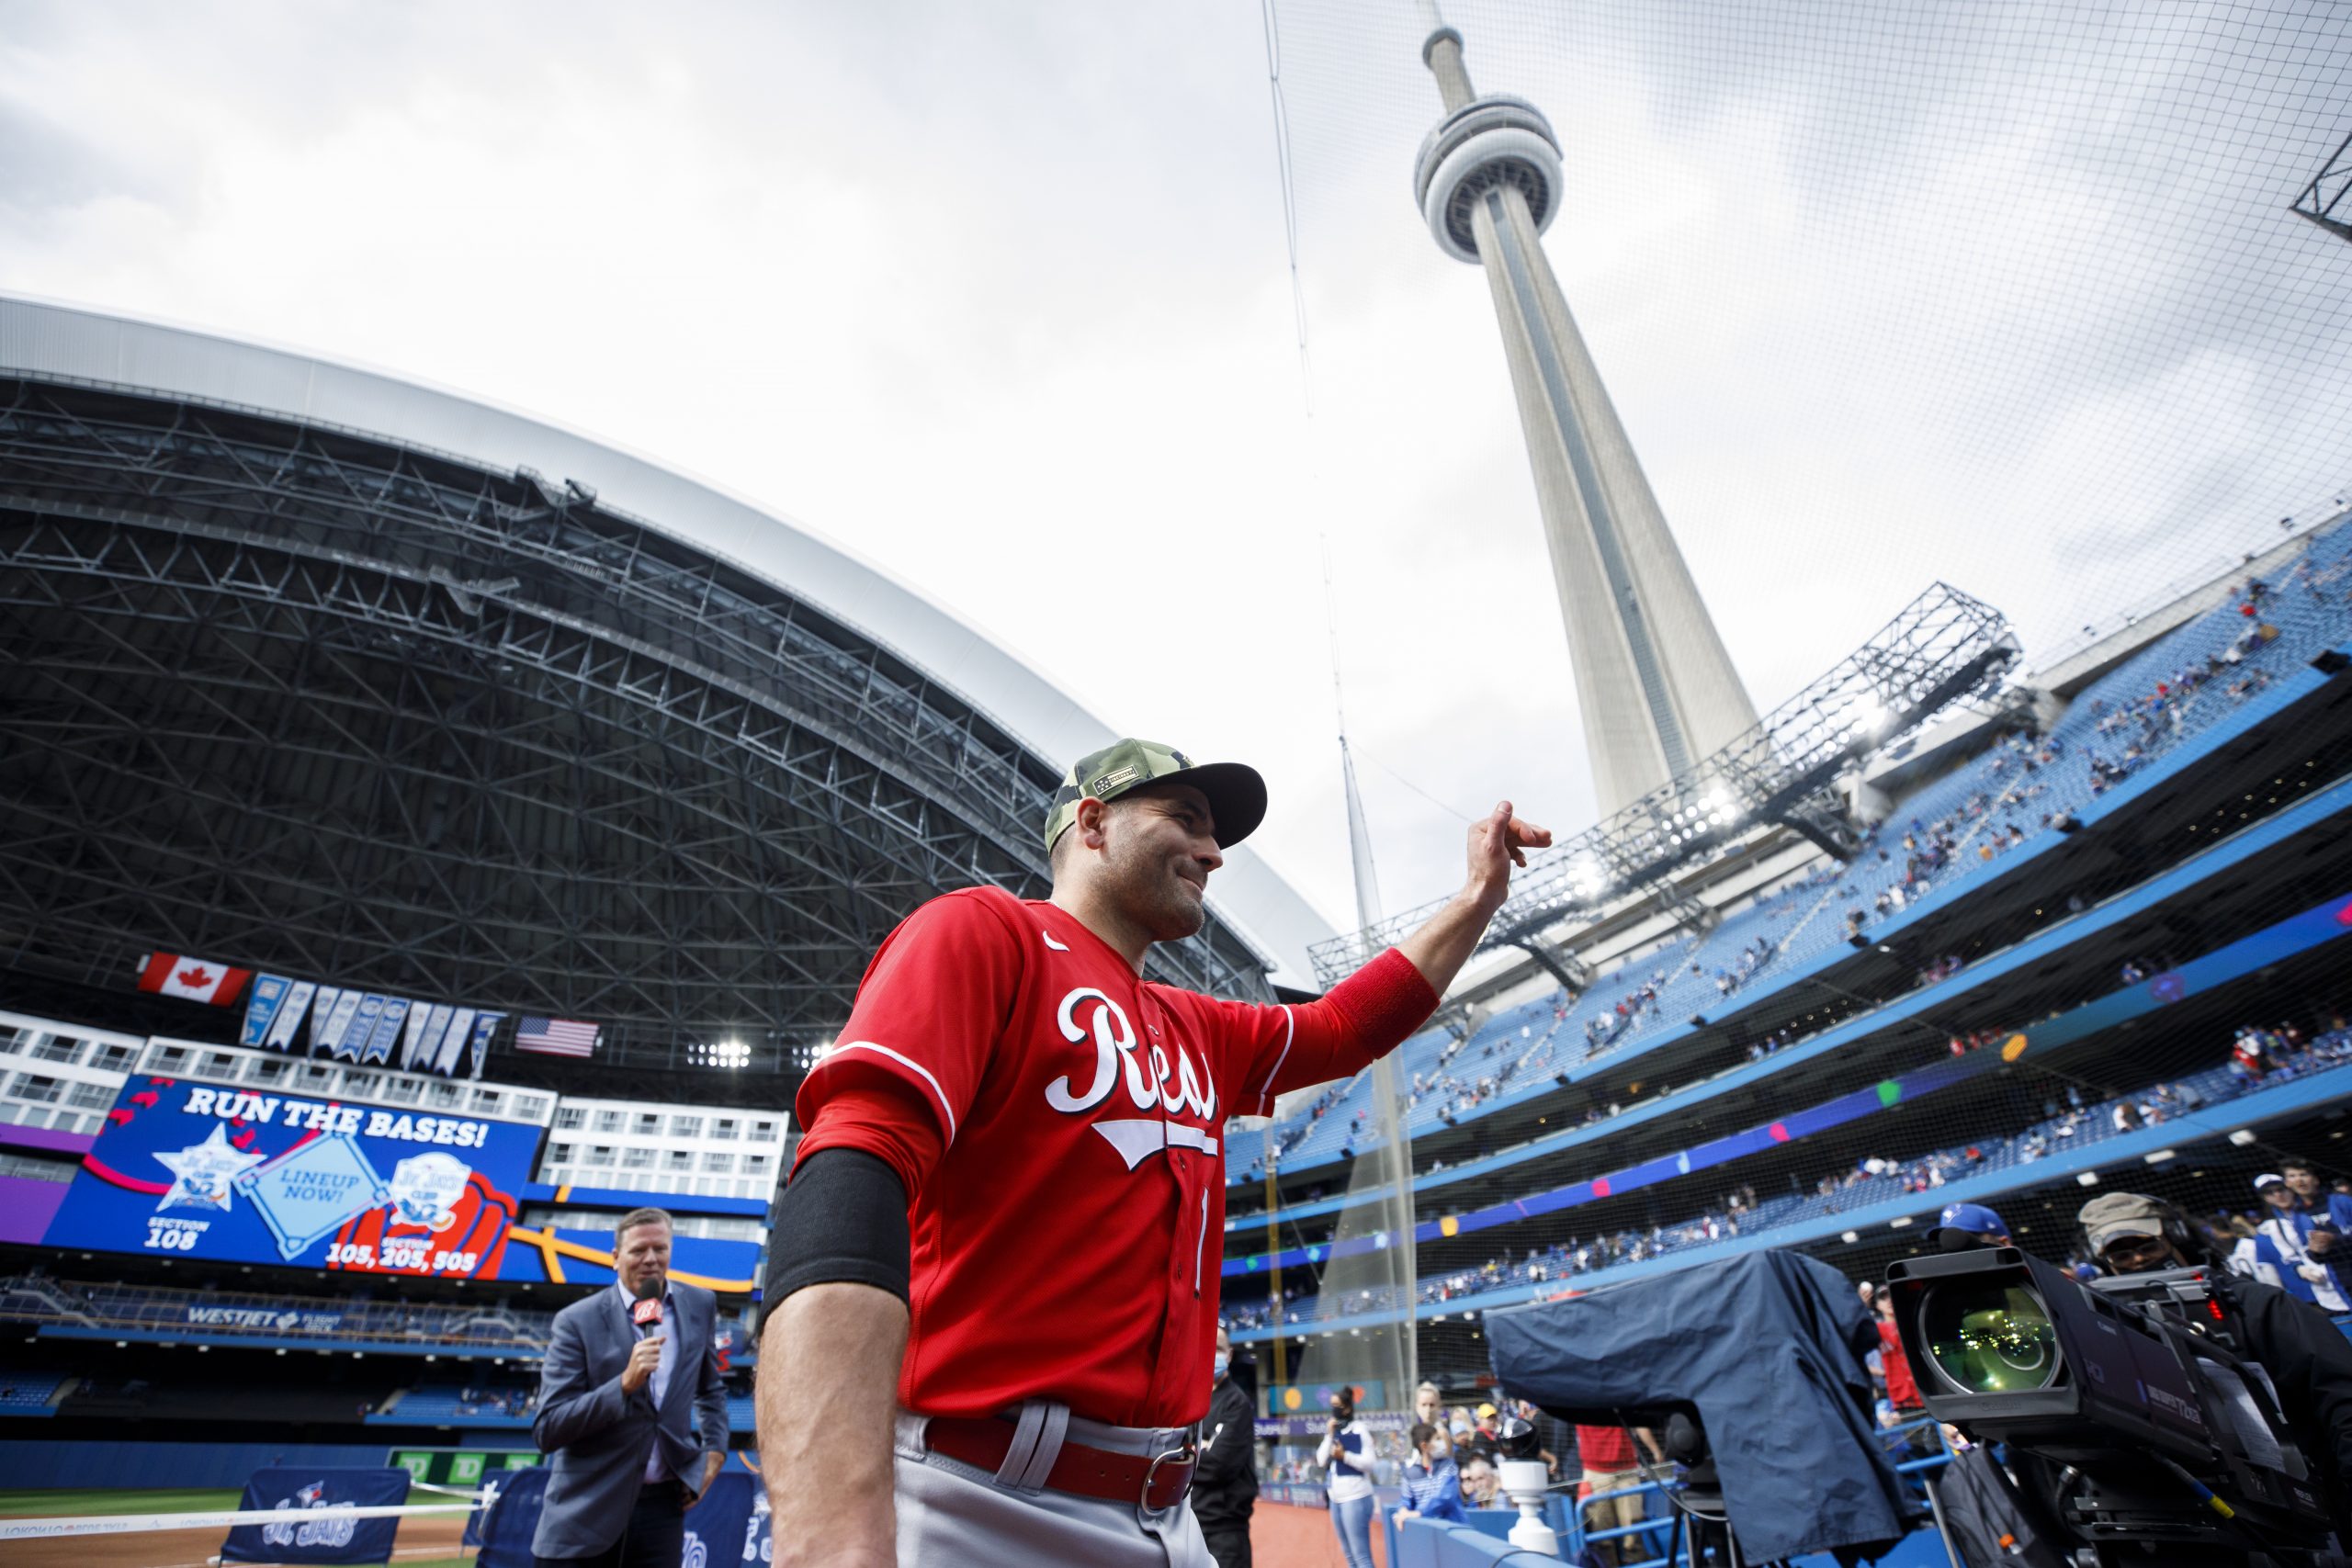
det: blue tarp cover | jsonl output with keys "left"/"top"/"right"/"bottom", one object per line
{"left": 220, "top": 1467, "right": 411, "bottom": 1565}
{"left": 473, "top": 1465, "right": 763, "bottom": 1568}
{"left": 1486, "top": 1248, "right": 1917, "bottom": 1563}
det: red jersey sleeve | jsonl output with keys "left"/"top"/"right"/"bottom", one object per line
{"left": 1185, "top": 946, "right": 1441, "bottom": 1117}
{"left": 790, "top": 889, "right": 1026, "bottom": 1197}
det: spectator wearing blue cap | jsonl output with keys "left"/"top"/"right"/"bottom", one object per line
{"left": 2233, "top": 1174, "right": 2351, "bottom": 1313}
{"left": 1931, "top": 1201, "right": 2011, "bottom": 1252}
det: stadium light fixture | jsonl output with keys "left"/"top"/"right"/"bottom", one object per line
{"left": 688, "top": 1038, "right": 754, "bottom": 1068}
{"left": 2076, "top": 1170, "right": 2101, "bottom": 1187}
{"left": 2225, "top": 1128, "right": 2258, "bottom": 1145}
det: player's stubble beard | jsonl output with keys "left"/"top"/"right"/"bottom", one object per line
{"left": 1102, "top": 818, "right": 1208, "bottom": 944}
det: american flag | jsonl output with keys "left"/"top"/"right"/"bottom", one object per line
{"left": 514, "top": 1016, "right": 601, "bottom": 1057}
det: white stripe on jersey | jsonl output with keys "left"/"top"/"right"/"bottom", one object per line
{"left": 820, "top": 1040, "right": 960, "bottom": 1142}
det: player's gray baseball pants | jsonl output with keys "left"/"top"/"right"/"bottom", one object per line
{"left": 892, "top": 1407, "right": 1217, "bottom": 1567}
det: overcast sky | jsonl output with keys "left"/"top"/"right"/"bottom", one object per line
{"left": 5, "top": 0, "right": 2349, "bottom": 940}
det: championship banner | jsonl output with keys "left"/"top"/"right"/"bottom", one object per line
{"left": 240, "top": 975, "right": 294, "bottom": 1049}
{"left": 264, "top": 980, "right": 317, "bottom": 1051}
{"left": 311, "top": 987, "right": 354, "bottom": 1055}
{"left": 341, "top": 995, "right": 384, "bottom": 1062}
{"left": 220, "top": 1468, "right": 411, "bottom": 1566}
{"left": 409, "top": 1003, "right": 454, "bottom": 1070}
{"left": 47, "top": 1075, "right": 536, "bottom": 1280}
{"left": 435, "top": 1007, "right": 478, "bottom": 1077}
{"left": 363, "top": 998, "right": 410, "bottom": 1065}
{"left": 468, "top": 1011, "right": 506, "bottom": 1080}
{"left": 400, "top": 1001, "right": 431, "bottom": 1068}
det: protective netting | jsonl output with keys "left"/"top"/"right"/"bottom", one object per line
{"left": 1223, "top": 503, "right": 2352, "bottom": 1382}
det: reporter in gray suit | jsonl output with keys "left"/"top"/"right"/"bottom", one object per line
{"left": 532, "top": 1207, "right": 731, "bottom": 1567}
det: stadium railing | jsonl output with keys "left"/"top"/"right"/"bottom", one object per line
{"left": 1225, "top": 1031, "right": 2352, "bottom": 1336}
{"left": 0, "top": 1275, "right": 551, "bottom": 1350}
{"left": 1225, "top": 773, "right": 2352, "bottom": 1264}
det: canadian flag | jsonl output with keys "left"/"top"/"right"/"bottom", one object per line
{"left": 136, "top": 953, "right": 254, "bottom": 1006}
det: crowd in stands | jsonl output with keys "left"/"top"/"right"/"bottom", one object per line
{"left": 0, "top": 1275, "right": 553, "bottom": 1347}
{"left": 458, "top": 1382, "right": 537, "bottom": 1418}
{"left": 1221, "top": 1016, "right": 2352, "bottom": 1332}
{"left": 1228, "top": 527, "right": 2352, "bottom": 1210}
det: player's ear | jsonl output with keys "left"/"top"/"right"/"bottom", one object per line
{"left": 1076, "top": 795, "right": 1112, "bottom": 852}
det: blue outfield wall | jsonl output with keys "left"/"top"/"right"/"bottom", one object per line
{"left": 0, "top": 1437, "right": 521, "bottom": 1490}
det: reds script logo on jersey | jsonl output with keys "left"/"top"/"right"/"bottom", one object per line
{"left": 1043, "top": 986, "right": 1219, "bottom": 1171}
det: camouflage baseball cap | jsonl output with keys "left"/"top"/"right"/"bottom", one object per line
{"left": 2077, "top": 1191, "right": 2168, "bottom": 1254}
{"left": 1044, "top": 738, "right": 1268, "bottom": 854}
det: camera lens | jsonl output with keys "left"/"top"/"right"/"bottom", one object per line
{"left": 1919, "top": 1282, "right": 2060, "bottom": 1394}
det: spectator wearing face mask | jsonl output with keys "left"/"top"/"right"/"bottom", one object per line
{"left": 1189, "top": 1325, "right": 1256, "bottom": 1568}
{"left": 1395, "top": 1422, "right": 1468, "bottom": 1528}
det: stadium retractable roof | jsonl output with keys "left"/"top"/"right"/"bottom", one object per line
{"left": 0, "top": 296, "right": 1333, "bottom": 1091}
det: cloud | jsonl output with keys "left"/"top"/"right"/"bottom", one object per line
{"left": 3, "top": 0, "right": 2347, "bottom": 944}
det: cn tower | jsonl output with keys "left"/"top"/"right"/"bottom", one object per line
{"left": 1412, "top": 5, "right": 1758, "bottom": 816}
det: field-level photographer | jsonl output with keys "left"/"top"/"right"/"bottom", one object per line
{"left": 2081, "top": 1190, "right": 2352, "bottom": 1534}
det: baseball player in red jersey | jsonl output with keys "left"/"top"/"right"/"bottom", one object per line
{"left": 754, "top": 738, "right": 1548, "bottom": 1566}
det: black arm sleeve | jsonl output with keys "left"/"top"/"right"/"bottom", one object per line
{"left": 2239, "top": 1280, "right": 2352, "bottom": 1518}
{"left": 757, "top": 1147, "right": 910, "bottom": 1337}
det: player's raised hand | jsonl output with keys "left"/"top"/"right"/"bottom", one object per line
{"left": 1465, "top": 800, "right": 1550, "bottom": 909}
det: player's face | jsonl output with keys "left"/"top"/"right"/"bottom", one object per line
{"left": 2287, "top": 1168, "right": 2322, "bottom": 1198}
{"left": 1101, "top": 784, "right": 1222, "bottom": 942}
{"left": 616, "top": 1221, "right": 673, "bottom": 1299}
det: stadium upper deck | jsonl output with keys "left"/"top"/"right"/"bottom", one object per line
{"left": 1222, "top": 512, "right": 2352, "bottom": 1368}
{"left": 1230, "top": 511, "right": 2352, "bottom": 1191}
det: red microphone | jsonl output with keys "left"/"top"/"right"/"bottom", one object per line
{"left": 631, "top": 1296, "right": 663, "bottom": 1334}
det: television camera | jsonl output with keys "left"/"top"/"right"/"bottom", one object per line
{"left": 1883, "top": 1245, "right": 2335, "bottom": 1567}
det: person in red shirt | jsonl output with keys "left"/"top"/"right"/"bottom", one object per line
{"left": 1873, "top": 1292, "right": 1922, "bottom": 1413}
{"left": 1574, "top": 1422, "right": 1660, "bottom": 1565}
{"left": 753, "top": 738, "right": 1547, "bottom": 1567}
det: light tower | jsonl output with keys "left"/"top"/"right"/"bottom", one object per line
{"left": 1412, "top": 5, "right": 1759, "bottom": 816}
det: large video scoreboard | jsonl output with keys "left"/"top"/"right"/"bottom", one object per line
{"left": 44, "top": 1073, "right": 762, "bottom": 1289}
{"left": 50, "top": 1075, "right": 541, "bottom": 1280}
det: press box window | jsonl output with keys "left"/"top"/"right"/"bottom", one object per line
{"left": 10, "top": 1074, "right": 62, "bottom": 1103}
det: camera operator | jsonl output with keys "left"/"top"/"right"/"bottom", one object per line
{"left": 1314, "top": 1389, "right": 1375, "bottom": 1568}
{"left": 1931, "top": 1201, "right": 2012, "bottom": 1251}
{"left": 2079, "top": 1190, "right": 2352, "bottom": 1536}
